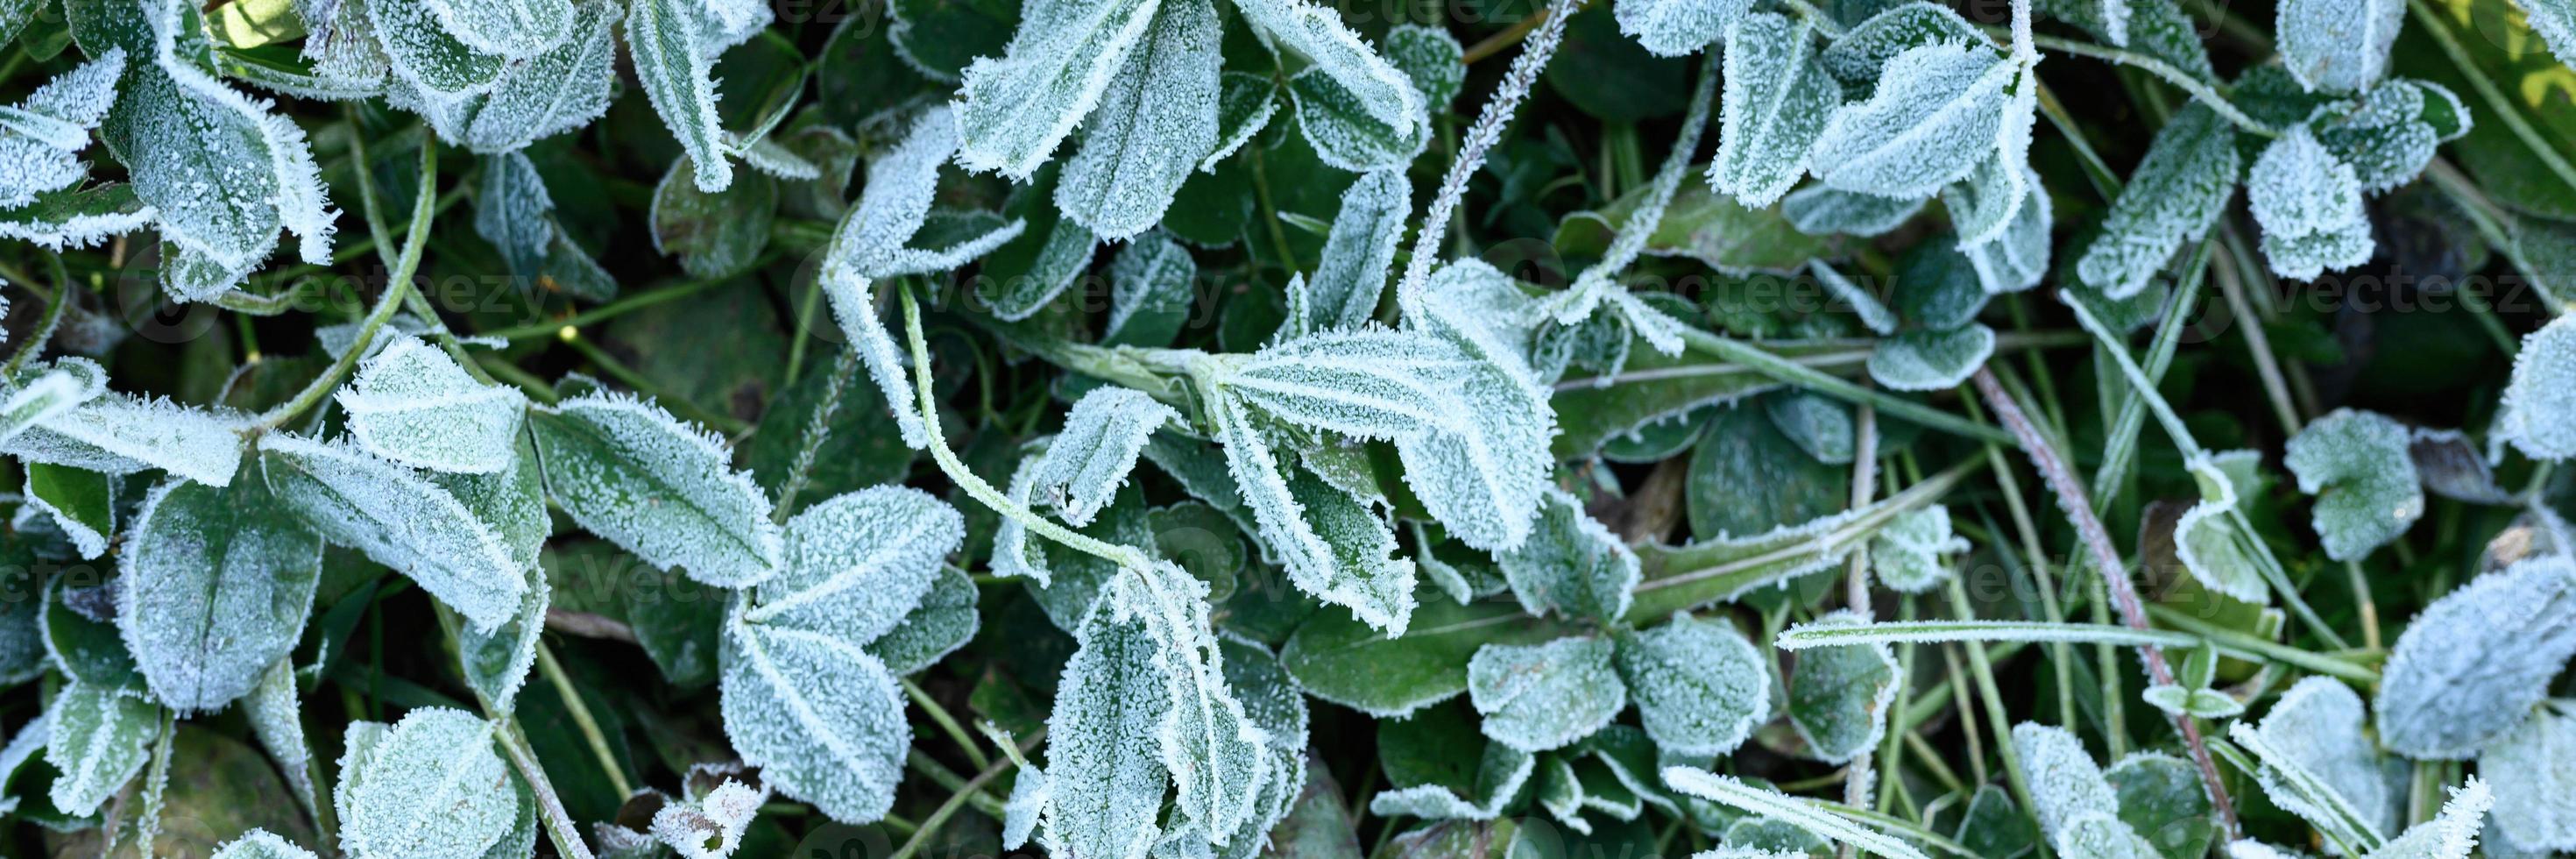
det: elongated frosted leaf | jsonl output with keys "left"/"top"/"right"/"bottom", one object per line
{"left": 749, "top": 486, "right": 964, "bottom": 646}
{"left": 338, "top": 337, "right": 527, "bottom": 474}
{"left": 258, "top": 435, "right": 526, "bottom": 631}
{"left": 1468, "top": 635, "right": 1626, "bottom": 752}
{"left": 1662, "top": 768, "right": 1931, "bottom": 859}
{"left": 1214, "top": 397, "right": 1417, "bottom": 633}
{"left": 338, "top": 707, "right": 515, "bottom": 859}
{"left": 1816, "top": 2, "right": 1991, "bottom": 82}
{"left": 425, "top": 0, "right": 572, "bottom": 59}
{"left": 43, "top": 681, "right": 155, "bottom": 817}
{"left": 527, "top": 393, "right": 784, "bottom": 587}
{"left": 952, "top": 0, "right": 1160, "bottom": 179}
{"left": 2278, "top": 0, "right": 2402, "bottom": 93}
{"left": 1866, "top": 323, "right": 1993, "bottom": 391}
{"left": 1057, "top": 0, "right": 1220, "bottom": 240}
{"left": 1198, "top": 71, "right": 1281, "bottom": 174}
{"left": 462, "top": 0, "right": 620, "bottom": 153}
{"left": 627, "top": 0, "right": 732, "bottom": 191}
{"left": 457, "top": 565, "right": 546, "bottom": 711}
{"left": 1617, "top": 0, "right": 1748, "bottom": 55}
{"left": 22, "top": 460, "right": 110, "bottom": 558}
{"left": 213, "top": 830, "right": 317, "bottom": 859}
{"left": 1036, "top": 387, "right": 1179, "bottom": 526}
{"left": 2075, "top": 103, "right": 2240, "bottom": 298}
{"left": 1105, "top": 565, "right": 1271, "bottom": 846}
{"left": 1808, "top": 41, "right": 2013, "bottom": 199}
{"left": 2283, "top": 408, "right": 2422, "bottom": 562}
{"left": 1235, "top": 0, "right": 1425, "bottom": 167}
{"left": 1497, "top": 486, "right": 1640, "bottom": 621}
{"left": 1783, "top": 185, "right": 1923, "bottom": 238}
{"left": 2240, "top": 677, "right": 2396, "bottom": 848}
{"left": 1104, "top": 232, "right": 1194, "bottom": 347}
{"left": 2012, "top": 722, "right": 2120, "bottom": 847}
{"left": 1041, "top": 603, "right": 1174, "bottom": 857}
{"left": 820, "top": 271, "right": 931, "bottom": 449}
{"left": 1307, "top": 170, "right": 1410, "bottom": 330}
{"left": 1709, "top": 13, "right": 1838, "bottom": 208}
{"left": 2499, "top": 302, "right": 2576, "bottom": 461}
{"left": 244, "top": 658, "right": 318, "bottom": 818}
{"left": 2175, "top": 450, "right": 2271, "bottom": 602}
{"left": 474, "top": 151, "right": 553, "bottom": 274}
{"left": 1870, "top": 505, "right": 1968, "bottom": 593}
{"left": 370, "top": 0, "right": 505, "bottom": 99}
{"left": 833, "top": 106, "right": 1025, "bottom": 279}
{"left": 1290, "top": 67, "right": 1430, "bottom": 172}
{"left": 1774, "top": 619, "right": 2199, "bottom": 650}
{"left": 2375, "top": 556, "right": 2576, "bottom": 759}
{"left": 2486, "top": 701, "right": 2576, "bottom": 851}
{"left": 2248, "top": 126, "right": 2373, "bottom": 280}
{"left": 718, "top": 617, "right": 909, "bottom": 823}
{"left": 1787, "top": 610, "right": 1898, "bottom": 764}
{"left": 2368, "top": 779, "right": 2490, "bottom": 859}
{"left": 0, "top": 182, "right": 157, "bottom": 250}
{"left": 1370, "top": 741, "right": 1536, "bottom": 820}
{"left": 0, "top": 49, "right": 124, "bottom": 208}
{"left": 1614, "top": 612, "right": 1766, "bottom": 756}
{"left": 118, "top": 475, "right": 322, "bottom": 713}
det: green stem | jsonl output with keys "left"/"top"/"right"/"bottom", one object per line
{"left": 537, "top": 643, "right": 633, "bottom": 799}
{"left": 2408, "top": 0, "right": 2576, "bottom": 209}
{"left": 478, "top": 266, "right": 757, "bottom": 342}
{"left": 2025, "top": 33, "right": 2276, "bottom": 136}
{"left": 1675, "top": 328, "right": 2014, "bottom": 445}
{"left": 888, "top": 729, "right": 1042, "bottom": 859}
{"left": 2145, "top": 605, "right": 2380, "bottom": 683}
{"left": 902, "top": 677, "right": 990, "bottom": 772}
{"left": 500, "top": 720, "right": 598, "bottom": 859}
{"left": 255, "top": 138, "right": 440, "bottom": 430}
{"left": 1943, "top": 579, "right": 2046, "bottom": 852}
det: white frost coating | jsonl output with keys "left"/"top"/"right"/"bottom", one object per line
{"left": 1201, "top": 72, "right": 1283, "bottom": 172}
{"left": 1232, "top": 0, "right": 1425, "bottom": 154}
{"left": 952, "top": 0, "right": 1162, "bottom": 179}
{"left": 2060, "top": 813, "right": 2162, "bottom": 859}
{"left": 2244, "top": 677, "right": 2398, "bottom": 847}
{"left": 1467, "top": 635, "right": 1627, "bottom": 752}
{"left": 1214, "top": 396, "right": 1417, "bottom": 633}
{"left": 1307, "top": 170, "right": 1410, "bottom": 331}
{"left": 2368, "top": 779, "right": 2490, "bottom": 859}
{"left": 2175, "top": 451, "right": 2272, "bottom": 603}
{"left": 212, "top": 829, "right": 318, "bottom": 859}
{"left": 338, "top": 337, "right": 528, "bottom": 474}
{"left": 258, "top": 434, "right": 527, "bottom": 632}
{"left": 1808, "top": 41, "right": 2013, "bottom": 200}
{"left": 2374, "top": 556, "right": 2576, "bottom": 759}
{"left": 1785, "top": 609, "right": 1898, "bottom": 764}
{"left": 1555, "top": 61, "right": 1715, "bottom": 344}
{"left": 1497, "top": 486, "right": 1640, "bottom": 621}
{"left": 459, "top": 565, "right": 547, "bottom": 711}
{"left": 819, "top": 271, "right": 931, "bottom": 449}
{"left": 2284, "top": 408, "right": 2422, "bottom": 562}
{"left": 0, "top": 185, "right": 158, "bottom": 250}
{"left": 1288, "top": 67, "right": 1431, "bottom": 172}
{"left": 2485, "top": 701, "right": 2576, "bottom": 851}
{"left": 463, "top": 0, "right": 622, "bottom": 153}
{"left": 2277, "top": 0, "right": 2403, "bottom": 93}
{"left": 2518, "top": 0, "right": 2576, "bottom": 67}
{"left": 5, "top": 390, "right": 246, "bottom": 486}
{"left": 424, "top": 0, "right": 575, "bottom": 59}
{"left": 2248, "top": 126, "right": 2374, "bottom": 280}
{"left": 337, "top": 708, "right": 515, "bottom": 859}
{"left": 753, "top": 486, "right": 965, "bottom": 646}
{"left": 527, "top": 393, "right": 784, "bottom": 587}
{"left": 474, "top": 151, "right": 554, "bottom": 272}
{"left": 369, "top": 0, "right": 506, "bottom": 100}
{"left": 1392, "top": 0, "right": 1574, "bottom": 308}
{"left": 1617, "top": 0, "right": 1747, "bottom": 55}
{"left": 1034, "top": 387, "right": 1179, "bottom": 527}
{"left": 1109, "top": 564, "right": 1272, "bottom": 847}
{"left": 244, "top": 659, "right": 318, "bottom": 818}
{"left": 143, "top": 0, "right": 337, "bottom": 268}
{"left": 834, "top": 106, "right": 1025, "bottom": 279}
{"left": 1783, "top": 185, "right": 1925, "bottom": 238}
{"left": 1661, "top": 768, "right": 1931, "bottom": 859}
{"left": 1865, "top": 324, "right": 1994, "bottom": 391}
{"left": 651, "top": 777, "right": 769, "bottom": 859}
{"left": 1870, "top": 505, "right": 1968, "bottom": 593}
{"left": 2072, "top": 104, "right": 2240, "bottom": 297}
{"left": 1709, "top": 13, "right": 1837, "bottom": 209}
{"left": 1039, "top": 602, "right": 1174, "bottom": 858}
{"left": 117, "top": 477, "right": 322, "bottom": 713}
{"left": 2499, "top": 316, "right": 2576, "bottom": 461}
{"left": 627, "top": 0, "right": 734, "bottom": 192}
{"left": 719, "top": 619, "right": 909, "bottom": 824}
{"left": 43, "top": 681, "right": 154, "bottom": 818}
{"left": 0, "top": 48, "right": 124, "bottom": 209}
{"left": 1811, "top": 262, "right": 1897, "bottom": 335}
{"left": 1056, "top": 0, "right": 1221, "bottom": 241}
{"left": 20, "top": 465, "right": 106, "bottom": 559}
{"left": 989, "top": 451, "right": 1055, "bottom": 585}
{"left": 1369, "top": 745, "right": 1536, "bottom": 820}
{"left": 1105, "top": 232, "right": 1194, "bottom": 345}
{"left": 1614, "top": 613, "right": 1766, "bottom": 756}
{"left": 2010, "top": 722, "right": 2119, "bottom": 847}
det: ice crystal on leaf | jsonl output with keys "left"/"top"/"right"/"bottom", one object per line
{"left": 1660, "top": 768, "right": 1931, "bottom": 859}
{"left": 1213, "top": 397, "right": 1417, "bottom": 633}
{"left": 2367, "top": 779, "right": 2491, "bottom": 859}
{"left": 2485, "top": 701, "right": 2576, "bottom": 851}
{"left": 2284, "top": 408, "right": 2423, "bottom": 562}
{"left": 1497, "top": 486, "right": 1640, "bottom": 621}
{"left": 527, "top": 393, "right": 785, "bottom": 588}
{"left": 1783, "top": 185, "right": 1925, "bottom": 238}
{"left": 1615, "top": 0, "right": 1749, "bottom": 56}
{"left": 1787, "top": 610, "right": 1899, "bottom": 764}
{"left": 0, "top": 48, "right": 124, "bottom": 209}
{"left": 2374, "top": 556, "right": 2576, "bottom": 759}
{"left": 952, "top": 0, "right": 1157, "bottom": 179}
{"left": 2076, "top": 103, "right": 2241, "bottom": 298}
{"left": 1808, "top": 41, "right": 2014, "bottom": 200}
{"left": 338, "top": 337, "right": 527, "bottom": 475}
{"left": 1468, "top": 635, "right": 1627, "bottom": 753}
{"left": 43, "top": 681, "right": 154, "bottom": 818}
{"left": 258, "top": 434, "right": 527, "bottom": 632}
{"left": 832, "top": 106, "right": 1025, "bottom": 280}
{"left": 1613, "top": 613, "right": 1767, "bottom": 756}
{"left": 1237, "top": 0, "right": 1426, "bottom": 172}
{"left": 2234, "top": 677, "right": 2397, "bottom": 851}
{"left": 1306, "top": 170, "right": 1411, "bottom": 331}
{"left": 2248, "top": 126, "right": 2374, "bottom": 280}
{"left": 2277, "top": 0, "right": 2403, "bottom": 94}
{"left": 211, "top": 830, "right": 316, "bottom": 859}
{"left": 1033, "top": 387, "right": 1180, "bottom": 527}
{"left": 1055, "top": 0, "right": 1221, "bottom": 241}
{"left": 1870, "top": 505, "right": 1968, "bottom": 593}
{"left": 752, "top": 486, "right": 965, "bottom": 648}
{"left": 718, "top": 617, "right": 910, "bottom": 825}
{"left": 1038, "top": 599, "right": 1174, "bottom": 858}
{"left": 1866, "top": 324, "right": 1995, "bottom": 391}
{"left": 423, "top": 0, "right": 574, "bottom": 60}
{"left": 336, "top": 708, "right": 517, "bottom": 859}
{"left": 458, "top": 0, "right": 621, "bottom": 153}
{"left": 2498, "top": 315, "right": 2576, "bottom": 461}
{"left": 117, "top": 475, "right": 322, "bottom": 713}
{"left": 1708, "top": 13, "right": 1839, "bottom": 209}
{"left": 626, "top": 0, "right": 733, "bottom": 190}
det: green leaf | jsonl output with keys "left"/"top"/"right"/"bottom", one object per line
{"left": 2374, "top": 556, "right": 2576, "bottom": 759}
{"left": 2105, "top": 752, "right": 2218, "bottom": 859}
{"left": 1708, "top": 13, "right": 1837, "bottom": 208}
{"left": 952, "top": 0, "right": 1158, "bottom": 179}
{"left": 1384, "top": 24, "right": 1464, "bottom": 110}
{"left": 118, "top": 471, "right": 322, "bottom": 713}
{"left": 43, "top": 681, "right": 158, "bottom": 818}
{"left": 718, "top": 610, "right": 909, "bottom": 825}
{"left": 1103, "top": 232, "right": 1197, "bottom": 347}
{"left": 1786, "top": 611, "right": 1898, "bottom": 764}
{"left": 1056, "top": 0, "right": 1219, "bottom": 240}
{"left": 869, "top": 563, "right": 980, "bottom": 675}
{"left": 1290, "top": 67, "right": 1431, "bottom": 173}
{"left": 258, "top": 434, "right": 527, "bottom": 632}
{"left": 2501, "top": 315, "right": 2576, "bottom": 460}
{"left": 24, "top": 461, "right": 112, "bottom": 558}
{"left": 2075, "top": 103, "right": 2240, "bottom": 300}
{"left": 1033, "top": 387, "right": 1179, "bottom": 527}
{"left": 1214, "top": 398, "right": 1417, "bottom": 634}
{"left": 336, "top": 707, "right": 519, "bottom": 858}
{"left": 626, "top": 0, "right": 733, "bottom": 191}
{"left": 1866, "top": 324, "right": 1995, "bottom": 392}
{"left": 456, "top": 565, "right": 546, "bottom": 711}
{"left": 1688, "top": 400, "right": 1848, "bottom": 539}
{"left": 1808, "top": 41, "right": 2013, "bottom": 199}
{"left": 1661, "top": 767, "right": 1930, "bottom": 859}
{"left": 1561, "top": 177, "right": 1837, "bottom": 273}
{"left": 2277, "top": 0, "right": 2402, "bottom": 93}
{"left": 2283, "top": 408, "right": 2423, "bottom": 562}
{"left": 1306, "top": 169, "right": 1409, "bottom": 331}
{"left": 1613, "top": 612, "right": 1766, "bottom": 756}
{"left": 1280, "top": 594, "right": 1573, "bottom": 718}
{"left": 2235, "top": 678, "right": 2400, "bottom": 853}
{"left": 2484, "top": 699, "right": 2576, "bottom": 852}
{"left": 337, "top": 337, "right": 528, "bottom": 475}
{"left": 1468, "top": 635, "right": 1627, "bottom": 752}
{"left": 1617, "top": 0, "right": 1749, "bottom": 55}
{"left": 1039, "top": 599, "right": 1173, "bottom": 857}
{"left": 1498, "top": 487, "right": 1642, "bottom": 622}
{"left": 527, "top": 393, "right": 784, "bottom": 587}
{"left": 2247, "top": 125, "right": 2374, "bottom": 280}
{"left": 649, "top": 155, "right": 777, "bottom": 279}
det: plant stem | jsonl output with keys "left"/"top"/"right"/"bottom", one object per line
{"left": 1970, "top": 366, "right": 2240, "bottom": 838}
{"left": 902, "top": 677, "right": 990, "bottom": 772}
{"left": 2025, "top": 33, "right": 2275, "bottom": 136}
{"left": 1675, "top": 328, "right": 2015, "bottom": 445}
{"left": 500, "top": 719, "right": 598, "bottom": 859}
{"left": 478, "top": 266, "right": 760, "bottom": 342}
{"left": 1400, "top": 0, "right": 1582, "bottom": 304}
{"left": 889, "top": 729, "right": 1043, "bottom": 859}
{"left": 255, "top": 137, "right": 440, "bottom": 431}
{"left": 772, "top": 346, "right": 858, "bottom": 521}
{"left": 537, "top": 643, "right": 633, "bottom": 799}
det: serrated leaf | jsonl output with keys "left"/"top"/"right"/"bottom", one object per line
{"left": 1782, "top": 184, "right": 1924, "bottom": 237}
{"left": 2515, "top": 0, "right": 2575, "bottom": 67}
{"left": 2278, "top": 0, "right": 2403, "bottom": 93}
{"left": 1497, "top": 486, "right": 1641, "bottom": 621}
{"left": 0, "top": 47, "right": 123, "bottom": 208}
{"left": 1214, "top": 397, "right": 1417, "bottom": 634}
{"left": 626, "top": 0, "right": 732, "bottom": 191}
{"left": 258, "top": 434, "right": 527, "bottom": 632}
{"left": 457, "top": 565, "right": 546, "bottom": 712}
{"left": 118, "top": 472, "right": 322, "bottom": 713}
{"left": 43, "top": 681, "right": 156, "bottom": 818}
{"left": 2075, "top": 103, "right": 2240, "bottom": 299}
{"left": 2375, "top": 556, "right": 2576, "bottom": 759}
{"left": 1040, "top": 599, "right": 1174, "bottom": 857}
{"left": 2485, "top": 700, "right": 2576, "bottom": 851}
{"left": 1787, "top": 610, "right": 1897, "bottom": 763}
{"left": 1056, "top": 0, "right": 1220, "bottom": 240}
{"left": 2367, "top": 779, "right": 2490, "bottom": 859}
{"left": 1468, "top": 635, "right": 1626, "bottom": 752}
{"left": 337, "top": 707, "right": 516, "bottom": 859}
{"left": 527, "top": 393, "right": 784, "bottom": 587}
{"left": 2248, "top": 125, "right": 2374, "bottom": 280}
{"left": 337, "top": 337, "right": 527, "bottom": 474}
{"left": 1306, "top": 169, "right": 1409, "bottom": 331}
{"left": 1613, "top": 612, "right": 1766, "bottom": 756}
{"left": 2501, "top": 315, "right": 2576, "bottom": 460}
{"left": 2283, "top": 408, "right": 2422, "bottom": 562}
{"left": 1808, "top": 40, "right": 2013, "bottom": 198}
{"left": 833, "top": 106, "right": 1025, "bottom": 280}
{"left": 1035, "top": 387, "right": 1179, "bottom": 526}
{"left": 2237, "top": 677, "right": 2396, "bottom": 852}
{"left": 1708, "top": 13, "right": 1837, "bottom": 208}
{"left": 1865, "top": 323, "right": 1994, "bottom": 391}
{"left": 1617, "top": 0, "right": 1748, "bottom": 55}
{"left": 718, "top": 612, "right": 909, "bottom": 824}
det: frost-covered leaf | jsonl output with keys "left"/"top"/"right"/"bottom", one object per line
{"left": 2237, "top": 677, "right": 2397, "bottom": 851}
{"left": 1214, "top": 397, "right": 1417, "bottom": 633}
{"left": 369, "top": 0, "right": 505, "bottom": 101}
{"left": 0, "top": 47, "right": 124, "bottom": 208}
{"left": 1808, "top": 41, "right": 2013, "bottom": 199}
{"left": 1369, "top": 722, "right": 1536, "bottom": 820}
{"left": 1783, "top": 184, "right": 1924, "bottom": 238}
{"left": 2175, "top": 451, "right": 2274, "bottom": 604}
{"left": 1617, "top": 0, "right": 1748, "bottom": 55}
{"left": 1238, "top": 0, "right": 1426, "bottom": 172}
{"left": 2107, "top": 752, "right": 2219, "bottom": 859}
{"left": 2485, "top": 700, "right": 2576, "bottom": 852}
{"left": 1035, "top": 388, "right": 1178, "bottom": 527}
{"left": 1871, "top": 504, "right": 1967, "bottom": 593}
{"left": 1866, "top": 323, "right": 1994, "bottom": 391}
{"left": 4, "top": 373, "right": 244, "bottom": 485}
{"left": 747, "top": 486, "right": 964, "bottom": 647}
{"left": 1056, "top": 0, "right": 1220, "bottom": 240}
{"left": 1613, "top": 612, "right": 1766, "bottom": 756}
{"left": 1662, "top": 767, "right": 1931, "bottom": 859}
{"left": 2248, "top": 126, "right": 2374, "bottom": 280}
{"left": 0, "top": 182, "right": 156, "bottom": 249}
{"left": 1766, "top": 389, "right": 1858, "bottom": 464}
{"left": 2515, "top": 0, "right": 2575, "bottom": 67}
{"left": 2367, "top": 779, "right": 2490, "bottom": 859}
{"left": 2013, "top": 722, "right": 2120, "bottom": 848}
{"left": 1384, "top": 24, "right": 1464, "bottom": 110}
{"left": 1040, "top": 600, "right": 1174, "bottom": 856}
{"left": 24, "top": 461, "right": 111, "bottom": 559}
{"left": 1468, "top": 635, "right": 1627, "bottom": 752}
{"left": 460, "top": 0, "right": 620, "bottom": 153}
{"left": 258, "top": 434, "right": 526, "bottom": 632}
{"left": 626, "top": 0, "right": 732, "bottom": 191}
{"left": 1707, "top": 13, "right": 1838, "bottom": 208}
{"left": 2310, "top": 80, "right": 2445, "bottom": 194}
{"left": 423, "top": 0, "right": 573, "bottom": 59}
{"left": 2283, "top": 408, "right": 2422, "bottom": 562}
{"left": 2500, "top": 315, "right": 2576, "bottom": 460}
{"left": 2277, "top": 0, "right": 2403, "bottom": 93}
{"left": 244, "top": 657, "right": 318, "bottom": 818}
{"left": 337, "top": 707, "right": 516, "bottom": 859}
{"left": 1290, "top": 67, "right": 1431, "bottom": 172}
{"left": 213, "top": 829, "right": 318, "bottom": 859}
{"left": 474, "top": 151, "right": 553, "bottom": 275}
{"left": 457, "top": 565, "right": 545, "bottom": 712}
{"left": 337, "top": 337, "right": 527, "bottom": 475}
{"left": 1816, "top": 2, "right": 1991, "bottom": 83}
{"left": 1104, "top": 232, "right": 1195, "bottom": 347}
{"left": 2063, "top": 813, "right": 2165, "bottom": 859}
{"left": 43, "top": 681, "right": 155, "bottom": 818}
{"left": 832, "top": 106, "right": 1024, "bottom": 279}
{"left": 1497, "top": 486, "right": 1640, "bottom": 621}
{"left": 718, "top": 612, "right": 909, "bottom": 824}
{"left": 1306, "top": 169, "right": 1409, "bottom": 331}
{"left": 650, "top": 155, "right": 776, "bottom": 280}
{"left": 2375, "top": 556, "right": 2576, "bottom": 759}
{"left": 820, "top": 272, "right": 934, "bottom": 452}
{"left": 118, "top": 473, "right": 322, "bottom": 713}
{"left": 2075, "top": 103, "right": 2240, "bottom": 298}
{"left": 527, "top": 393, "right": 784, "bottom": 587}
{"left": 1787, "top": 610, "right": 1898, "bottom": 764}
{"left": 952, "top": 0, "right": 1157, "bottom": 179}
{"left": 869, "top": 563, "right": 980, "bottom": 675}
